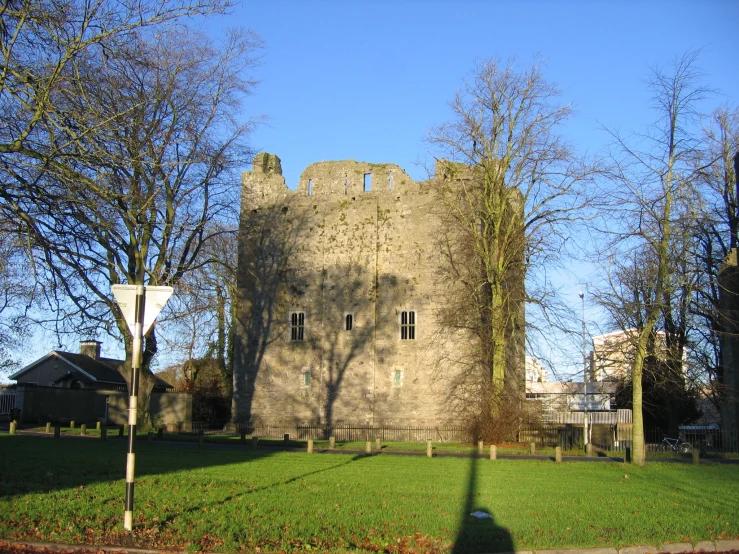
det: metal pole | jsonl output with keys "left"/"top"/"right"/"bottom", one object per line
{"left": 124, "top": 285, "right": 145, "bottom": 531}
{"left": 579, "top": 291, "right": 589, "bottom": 448}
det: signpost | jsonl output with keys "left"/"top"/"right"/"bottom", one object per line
{"left": 112, "top": 284, "right": 173, "bottom": 531}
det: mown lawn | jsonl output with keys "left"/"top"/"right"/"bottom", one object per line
{"left": 0, "top": 434, "right": 737, "bottom": 553}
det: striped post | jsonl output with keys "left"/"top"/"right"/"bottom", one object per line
{"left": 123, "top": 285, "right": 145, "bottom": 532}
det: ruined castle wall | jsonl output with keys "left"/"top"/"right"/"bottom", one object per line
{"left": 233, "top": 155, "right": 461, "bottom": 426}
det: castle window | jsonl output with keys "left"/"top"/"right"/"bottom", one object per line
{"left": 400, "top": 310, "right": 416, "bottom": 340}
{"left": 302, "top": 370, "right": 311, "bottom": 387}
{"left": 388, "top": 170, "right": 393, "bottom": 190}
{"left": 308, "top": 179, "right": 313, "bottom": 196}
{"left": 345, "top": 313, "right": 353, "bottom": 331}
{"left": 345, "top": 175, "right": 349, "bottom": 194}
{"left": 363, "top": 173, "right": 372, "bottom": 192}
{"left": 290, "top": 311, "right": 305, "bottom": 341}
{"left": 394, "top": 370, "right": 402, "bottom": 387}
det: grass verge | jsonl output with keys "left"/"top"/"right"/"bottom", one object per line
{"left": 1, "top": 434, "right": 737, "bottom": 553}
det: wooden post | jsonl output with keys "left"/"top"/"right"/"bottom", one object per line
{"left": 489, "top": 445, "right": 497, "bottom": 460}
{"left": 45, "top": 422, "right": 51, "bottom": 434}
{"left": 625, "top": 446, "right": 631, "bottom": 463}
{"left": 9, "top": 421, "right": 16, "bottom": 435}
{"left": 70, "top": 420, "right": 75, "bottom": 429}
{"left": 157, "top": 427, "right": 164, "bottom": 440}
{"left": 54, "top": 423, "right": 61, "bottom": 439}
{"left": 81, "top": 424, "right": 87, "bottom": 436}
{"left": 478, "top": 440, "right": 484, "bottom": 455}
{"left": 692, "top": 449, "right": 700, "bottom": 465}
{"left": 530, "top": 442, "right": 536, "bottom": 455}
{"left": 101, "top": 426, "right": 107, "bottom": 441}
{"left": 426, "top": 440, "right": 432, "bottom": 458}
{"left": 240, "top": 432, "right": 246, "bottom": 444}
{"left": 198, "top": 430, "right": 204, "bottom": 447}
{"left": 96, "top": 421, "right": 101, "bottom": 430}
{"left": 555, "top": 446, "right": 562, "bottom": 463}
{"left": 365, "top": 441, "right": 372, "bottom": 455}
{"left": 329, "top": 436, "right": 335, "bottom": 449}
{"left": 307, "top": 439, "right": 314, "bottom": 453}
{"left": 586, "top": 443, "right": 593, "bottom": 456}
{"left": 252, "top": 436, "right": 258, "bottom": 447}
{"left": 375, "top": 437, "right": 381, "bottom": 451}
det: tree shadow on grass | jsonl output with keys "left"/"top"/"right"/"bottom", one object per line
{"left": 0, "top": 434, "right": 355, "bottom": 499}
{"left": 156, "top": 452, "right": 367, "bottom": 527}
{"left": 452, "top": 453, "right": 515, "bottom": 554}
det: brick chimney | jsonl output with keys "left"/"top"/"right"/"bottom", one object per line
{"left": 80, "top": 340, "right": 101, "bottom": 360}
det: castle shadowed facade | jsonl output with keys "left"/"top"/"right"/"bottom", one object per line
{"left": 232, "top": 152, "right": 524, "bottom": 427}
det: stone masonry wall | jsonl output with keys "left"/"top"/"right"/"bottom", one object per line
{"left": 233, "top": 153, "right": 522, "bottom": 427}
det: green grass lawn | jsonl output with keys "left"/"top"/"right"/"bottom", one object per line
{"left": 1, "top": 434, "right": 737, "bottom": 553}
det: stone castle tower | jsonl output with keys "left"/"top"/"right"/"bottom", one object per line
{"left": 232, "top": 152, "right": 524, "bottom": 427}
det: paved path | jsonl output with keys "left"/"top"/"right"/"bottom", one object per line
{"left": 1, "top": 538, "right": 739, "bottom": 554}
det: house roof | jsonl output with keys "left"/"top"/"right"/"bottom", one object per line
{"left": 9, "top": 351, "right": 173, "bottom": 389}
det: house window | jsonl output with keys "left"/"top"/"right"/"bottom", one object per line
{"left": 302, "top": 370, "right": 311, "bottom": 387}
{"left": 345, "top": 313, "right": 353, "bottom": 331}
{"left": 394, "top": 370, "right": 402, "bottom": 387}
{"left": 400, "top": 310, "right": 416, "bottom": 340}
{"left": 290, "top": 311, "right": 305, "bottom": 341}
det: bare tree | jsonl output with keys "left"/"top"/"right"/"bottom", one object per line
{"left": 691, "top": 108, "right": 739, "bottom": 422}
{"left": 596, "top": 52, "right": 710, "bottom": 465}
{"left": 0, "top": 0, "right": 229, "bottom": 158}
{"left": 0, "top": 22, "right": 261, "bottom": 425}
{"left": 427, "top": 57, "right": 600, "bottom": 424}
{"left": 0, "top": 225, "right": 33, "bottom": 375}
{"left": 159, "top": 223, "right": 238, "bottom": 395}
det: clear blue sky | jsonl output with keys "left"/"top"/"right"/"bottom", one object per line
{"left": 8, "top": 0, "right": 739, "bottom": 379}
{"left": 200, "top": 0, "right": 738, "bottom": 378}
{"left": 202, "top": 0, "right": 738, "bottom": 188}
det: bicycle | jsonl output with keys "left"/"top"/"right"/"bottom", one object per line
{"left": 661, "top": 436, "right": 693, "bottom": 454}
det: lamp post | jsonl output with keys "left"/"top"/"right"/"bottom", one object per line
{"left": 579, "top": 291, "right": 589, "bottom": 449}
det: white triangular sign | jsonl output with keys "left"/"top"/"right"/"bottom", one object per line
{"left": 112, "top": 285, "right": 173, "bottom": 335}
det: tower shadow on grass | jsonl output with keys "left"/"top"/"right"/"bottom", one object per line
{"left": 452, "top": 453, "right": 514, "bottom": 554}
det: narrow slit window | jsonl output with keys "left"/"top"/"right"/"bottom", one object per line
{"left": 388, "top": 170, "right": 393, "bottom": 190}
{"left": 394, "top": 370, "right": 402, "bottom": 386}
{"left": 303, "top": 370, "right": 311, "bottom": 387}
{"left": 308, "top": 179, "right": 313, "bottom": 196}
{"left": 363, "top": 173, "right": 372, "bottom": 192}
{"left": 400, "top": 310, "right": 416, "bottom": 340}
{"left": 345, "top": 313, "right": 353, "bottom": 331}
{"left": 290, "top": 312, "right": 305, "bottom": 341}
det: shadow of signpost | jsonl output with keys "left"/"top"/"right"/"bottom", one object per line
{"left": 452, "top": 453, "right": 514, "bottom": 554}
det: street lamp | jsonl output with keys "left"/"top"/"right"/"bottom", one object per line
{"left": 579, "top": 291, "right": 589, "bottom": 449}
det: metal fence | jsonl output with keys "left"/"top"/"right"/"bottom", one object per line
{"left": 643, "top": 427, "right": 739, "bottom": 454}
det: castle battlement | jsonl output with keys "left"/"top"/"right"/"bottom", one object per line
{"left": 242, "top": 153, "right": 421, "bottom": 209}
